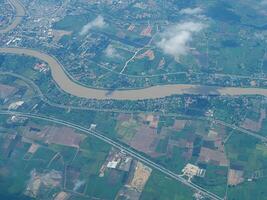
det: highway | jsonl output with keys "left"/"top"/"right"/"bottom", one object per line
{"left": 214, "top": 120, "right": 267, "bottom": 143}
{"left": 3, "top": 71, "right": 267, "bottom": 145}
{"left": 0, "top": 110, "right": 223, "bottom": 200}
{"left": 1, "top": 0, "right": 267, "bottom": 199}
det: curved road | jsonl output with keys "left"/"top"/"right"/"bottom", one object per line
{"left": 0, "top": 110, "right": 223, "bottom": 200}
{"left": 2, "top": 48, "right": 267, "bottom": 100}
{"left": 2, "top": 1, "right": 267, "bottom": 100}
{"left": 0, "top": 1, "right": 264, "bottom": 199}
{"left": 0, "top": 0, "right": 25, "bottom": 34}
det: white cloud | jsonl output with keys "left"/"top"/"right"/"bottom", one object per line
{"left": 157, "top": 22, "right": 206, "bottom": 59}
{"left": 105, "top": 45, "right": 120, "bottom": 58}
{"left": 79, "top": 15, "right": 105, "bottom": 36}
{"left": 180, "top": 7, "right": 203, "bottom": 15}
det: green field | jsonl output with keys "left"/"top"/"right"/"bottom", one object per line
{"left": 141, "top": 171, "right": 193, "bottom": 200}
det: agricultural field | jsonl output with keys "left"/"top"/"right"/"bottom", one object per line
{"left": 1, "top": 0, "right": 267, "bottom": 199}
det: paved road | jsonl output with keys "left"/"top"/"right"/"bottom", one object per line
{"left": 2, "top": 1, "right": 267, "bottom": 100}
{"left": 2, "top": 71, "right": 267, "bottom": 144}
{"left": 0, "top": 1, "right": 265, "bottom": 199}
{"left": 0, "top": 110, "right": 223, "bottom": 200}
{"left": 3, "top": 47, "right": 267, "bottom": 100}
{"left": 0, "top": 72, "right": 267, "bottom": 146}
{"left": 214, "top": 120, "right": 267, "bottom": 143}
{"left": 0, "top": 0, "right": 25, "bottom": 34}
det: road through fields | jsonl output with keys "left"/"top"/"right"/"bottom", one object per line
{"left": 2, "top": 47, "right": 267, "bottom": 100}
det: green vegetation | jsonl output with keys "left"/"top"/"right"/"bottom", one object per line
{"left": 155, "top": 146, "right": 189, "bottom": 172}
{"left": 227, "top": 178, "right": 267, "bottom": 200}
{"left": 141, "top": 171, "right": 193, "bottom": 200}
{"left": 85, "top": 169, "right": 125, "bottom": 199}
{"left": 226, "top": 133, "right": 267, "bottom": 171}
{"left": 194, "top": 165, "right": 228, "bottom": 197}
{"left": 225, "top": 132, "right": 267, "bottom": 200}
{"left": 2, "top": 0, "right": 267, "bottom": 199}
{"left": 155, "top": 137, "right": 169, "bottom": 154}
{"left": 116, "top": 119, "right": 138, "bottom": 142}
{"left": 53, "top": 14, "right": 89, "bottom": 33}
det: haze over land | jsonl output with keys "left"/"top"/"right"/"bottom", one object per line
{"left": 0, "top": 1, "right": 267, "bottom": 200}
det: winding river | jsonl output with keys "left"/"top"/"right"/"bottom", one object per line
{"left": 0, "top": 0, "right": 25, "bottom": 34}
{"left": 1, "top": 1, "right": 267, "bottom": 100}
{"left": 2, "top": 47, "right": 267, "bottom": 100}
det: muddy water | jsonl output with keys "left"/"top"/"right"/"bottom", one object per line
{"left": 0, "top": 0, "right": 25, "bottom": 34}
{"left": 1, "top": 48, "right": 267, "bottom": 100}
{"left": 2, "top": 1, "right": 267, "bottom": 100}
